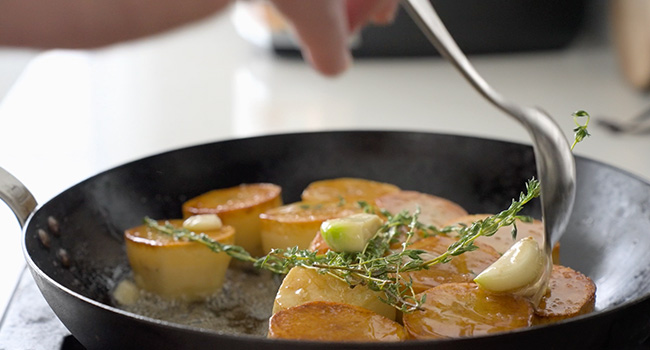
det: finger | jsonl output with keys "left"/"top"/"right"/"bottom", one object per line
{"left": 369, "top": 0, "right": 400, "bottom": 25}
{"left": 346, "top": 0, "right": 399, "bottom": 32}
{"left": 270, "top": 0, "right": 351, "bottom": 76}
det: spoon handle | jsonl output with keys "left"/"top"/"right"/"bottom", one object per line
{"left": 402, "top": 0, "right": 505, "bottom": 111}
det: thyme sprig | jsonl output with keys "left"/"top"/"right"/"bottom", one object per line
{"left": 144, "top": 178, "right": 540, "bottom": 312}
{"left": 571, "top": 110, "right": 591, "bottom": 150}
{"left": 417, "top": 179, "right": 539, "bottom": 268}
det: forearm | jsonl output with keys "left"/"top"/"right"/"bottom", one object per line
{"left": 0, "top": 0, "right": 232, "bottom": 48}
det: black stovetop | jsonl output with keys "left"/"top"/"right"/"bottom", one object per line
{"left": 0, "top": 268, "right": 85, "bottom": 350}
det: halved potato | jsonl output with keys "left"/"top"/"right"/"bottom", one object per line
{"left": 444, "top": 214, "right": 560, "bottom": 264}
{"left": 259, "top": 201, "right": 362, "bottom": 253}
{"left": 301, "top": 177, "right": 400, "bottom": 203}
{"left": 182, "top": 183, "right": 282, "bottom": 256}
{"left": 534, "top": 265, "right": 596, "bottom": 324}
{"left": 403, "top": 283, "right": 534, "bottom": 339}
{"left": 273, "top": 266, "right": 396, "bottom": 321}
{"left": 401, "top": 235, "right": 500, "bottom": 293}
{"left": 124, "top": 219, "right": 234, "bottom": 300}
{"left": 269, "top": 301, "right": 408, "bottom": 342}
{"left": 375, "top": 190, "right": 468, "bottom": 229}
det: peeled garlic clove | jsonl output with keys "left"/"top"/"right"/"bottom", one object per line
{"left": 474, "top": 236, "right": 545, "bottom": 293}
{"left": 113, "top": 280, "right": 140, "bottom": 306}
{"left": 320, "top": 213, "right": 383, "bottom": 253}
{"left": 183, "top": 214, "right": 223, "bottom": 232}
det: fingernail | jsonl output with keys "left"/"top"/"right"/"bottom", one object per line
{"left": 371, "top": 7, "right": 398, "bottom": 25}
{"left": 304, "top": 48, "right": 352, "bottom": 77}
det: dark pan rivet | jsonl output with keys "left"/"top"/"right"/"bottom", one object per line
{"left": 57, "top": 249, "right": 71, "bottom": 268}
{"left": 38, "top": 229, "right": 50, "bottom": 248}
{"left": 48, "top": 216, "right": 60, "bottom": 236}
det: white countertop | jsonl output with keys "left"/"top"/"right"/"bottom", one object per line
{"left": 1, "top": 8, "right": 650, "bottom": 319}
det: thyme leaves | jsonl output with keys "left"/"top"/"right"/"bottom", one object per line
{"left": 571, "top": 110, "right": 591, "bottom": 150}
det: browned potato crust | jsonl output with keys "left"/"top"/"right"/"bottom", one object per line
{"left": 534, "top": 265, "right": 596, "bottom": 324}
{"left": 181, "top": 183, "right": 282, "bottom": 256}
{"left": 301, "top": 177, "right": 400, "bottom": 203}
{"left": 269, "top": 301, "right": 408, "bottom": 341}
{"left": 401, "top": 235, "right": 500, "bottom": 293}
{"left": 403, "top": 283, "right": 534, "bottom": 339}
{"left": 375, "top": 190, "right": 468, "bottom": 229}
{"left": 182, "top": 183, "right": 282, "bottom": 216}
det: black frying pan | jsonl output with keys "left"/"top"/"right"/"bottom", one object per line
{"left": 2, "top": 131, "right": 650, "bottom": 349}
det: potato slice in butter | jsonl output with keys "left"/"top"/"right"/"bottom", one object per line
{"left": 375, "top": 190, "right": 468, "bottom": 228}
{"left": 182, "top": 183, "right": 282, "bottom": 257}
{"left": 269, "top": 301, "right": 407, "bottom": 341}
{"left": 403, "top": 283, "right": 533, "bottom": 339}
{"left": 534, "top": 265, "right": 596, "bottom": 324}
{"left": 273, "top": 266, "right": 396, "bottom": 321}
{"left": 125, "top": 219, "right": 234, "bottom": 300}
{"left": 260, "top": 201, "right": 362, "bottom": 253}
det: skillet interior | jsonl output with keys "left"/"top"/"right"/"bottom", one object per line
{"left": 21, "top": 131, "right": 650, "bottom": 348}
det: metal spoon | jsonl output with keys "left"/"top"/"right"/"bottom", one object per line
{"left": 402, "top": 0, "right": 576, "bottom": 252}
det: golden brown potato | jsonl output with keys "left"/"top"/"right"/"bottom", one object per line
{"left": 182, "top": 183, "right": 282, "bottom": 256}
{"left": 301, "top": 177, "right": 400, "bottom": 203}
{"left": 534, "top": 265, "right": 596, "bottom": 324}
{"left": 273, "top": 266, "right": 396, "bottom": 321}
{"left": 307, "top": 231, "right": 331, "bottom": 255}
{"left": 403, "top": 283, "right": 534, "bottom": 339}
{"left": 259, "top": 201, "right": 362, "bottom": 253}
{"left": 444, "top": 214, "right": 560, "bottom": 264}
{"left": 269, "top": 301, "right": 408, "bottom": 342}
{"left": 124, "top": 219, "right": 234, "bottom": 300}
{"left": 375, "top": 190, "right": 468, "bottom": 229}
{"left": 401, "top": 235, "right": 500, "bottom": 293}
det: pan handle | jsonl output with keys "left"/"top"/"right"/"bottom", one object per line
{"left": 0, "top": 167, "right": 38, "bottom": 228}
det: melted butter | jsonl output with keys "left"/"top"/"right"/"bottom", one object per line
{"left": 366, "top": 315, "right": 406, "bottom": 341}
{"left": 113, "top": 265, "right": 282, "bottom": 336}
{"left": 406, "top": 283, "right": 533, "bottom": 339}
{"left": 535, "top": 265, "right": 596, "bottom": 318}
{"left": 531, "top": 244, "right": 554, "bottom": 305}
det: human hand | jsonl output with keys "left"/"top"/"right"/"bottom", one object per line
{"left": 269, "top": 0, "right": 401, "bottom": 76}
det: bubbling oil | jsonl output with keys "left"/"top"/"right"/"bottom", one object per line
{"left": 113, "top": 263, "right": 283, "bottom": 336}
